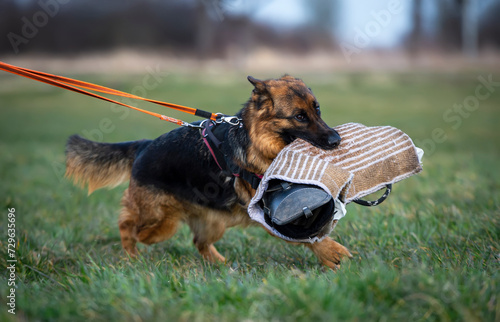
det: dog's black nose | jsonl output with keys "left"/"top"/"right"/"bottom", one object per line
{"left": 327, "top": 131, "right": 341, "bottom": 148}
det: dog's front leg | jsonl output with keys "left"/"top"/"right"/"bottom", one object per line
{"left": 187, "top": 214, "right": 228, "bottom": 264}
{"left": 306, "top": 237, "right": 352, "bottom": 270}
{"left": 195, "top": 243, "right": 226, "bottom": 263}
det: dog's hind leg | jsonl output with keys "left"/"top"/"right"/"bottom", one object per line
{"left": 119, "top": 185, "right": 183, "bottom": 257}
{"left": 135, "top": 205, "right": 182, "bottom": 246}
{"left": 306, "top": 237, "right": 352, "bottom": 270}
{"left": 186, "top": 211, "right": 228, "bottom": 263}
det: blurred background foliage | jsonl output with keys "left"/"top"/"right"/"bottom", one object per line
{"left": 0, "top": 0, "right": 499, "bottom": 63}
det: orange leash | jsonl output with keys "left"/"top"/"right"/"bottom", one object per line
{"left": 0, "top": 61, "right": 219, "bottom": 126}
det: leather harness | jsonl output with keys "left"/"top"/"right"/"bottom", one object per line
{"left": 201, "top": 120, "right": 262, "bottom": 190}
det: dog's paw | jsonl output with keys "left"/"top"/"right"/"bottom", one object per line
{"left": 197, "top": 244, "right": 226, "bottom": 264}
{"left": 307, "top": 237, "right": 352, "bottom": 270}
{"left": 121, "top": 247, "right": 139, "bottom": 260}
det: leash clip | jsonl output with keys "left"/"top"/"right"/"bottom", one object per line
{"left": 184, "top": 119, "right": 207, "bottom": 129}
{"left": 215, "top": 113, "right": 241, "bottom": 126}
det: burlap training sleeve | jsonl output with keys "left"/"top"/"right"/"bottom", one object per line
{"left": 248, "top": 123, "right": 423, "bottom": 243}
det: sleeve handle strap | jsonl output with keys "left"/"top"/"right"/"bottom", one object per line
{"left": 352, "top": 184, "right": 392, "bottom": 207}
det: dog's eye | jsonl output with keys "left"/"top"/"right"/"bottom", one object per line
{"left": 295, "top": 113, "right": 308, "bottom": 122}
{"left": 313, "top": 101, "right": 321, "bottom": 116}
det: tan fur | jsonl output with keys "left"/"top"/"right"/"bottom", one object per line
{"left": 65, "top": 155, "right": 131, "bottom": 194}
{"left": 306, "top": 238, "right": 353, "bottom": 270}
{"left": 67, "top": 76, "right": 351, "bottom": 269}
{"left": 65, "top": 136, "right": 136, "bottom": 194}
{"left": 243, "top": 78, "right": 313, "bottom": 173}
{"left": 118, "top": 181, "right": 253, "bottom": 262}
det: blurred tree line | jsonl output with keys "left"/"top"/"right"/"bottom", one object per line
{"left": 0, "top": 0, "right": 499, "bottom": 57}
{"left": 405, "top": 0, "right": 500, "bottom": 57}
{"left": 0, "top": 0, "right": 336, "bottom": 56}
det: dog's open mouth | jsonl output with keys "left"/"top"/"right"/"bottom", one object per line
{"left": 281, "top": 133, "right": 296, "bottom": 145}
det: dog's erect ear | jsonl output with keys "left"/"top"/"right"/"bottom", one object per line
{"left": 247, "top": 76, "right": 267, "bottom": 93}
{"left": 280, "top": 74, "right": 296, "bottom": 81}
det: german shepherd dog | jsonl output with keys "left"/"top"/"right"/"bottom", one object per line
{"left": 65, "top": 75, "right": 352, "bottom": 269}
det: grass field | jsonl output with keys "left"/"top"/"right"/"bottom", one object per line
{"left": 0, "top": 70, "right": 499, "bottom": 321}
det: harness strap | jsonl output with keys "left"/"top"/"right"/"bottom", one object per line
{"left": 202, "top": 123, "right": 225, "bottom": 171}
{"left": 202, "top": 120, "right": 262, "bottom": 190}
{"left": 238, "top": 171, "right": 263, "bottom": 190}
{"left": 203, "top": 121, "right": 222, "bottom": 149}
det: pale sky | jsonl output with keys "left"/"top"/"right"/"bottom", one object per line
{"left": 229, "top": 0, "right": 497, "bottom": 48}
{"left": 228, "top": 0, "right": 413, "bottom": 48}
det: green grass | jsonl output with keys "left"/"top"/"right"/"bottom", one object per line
{"left": 0, "top": 70, "right": 499, "bottom": 321}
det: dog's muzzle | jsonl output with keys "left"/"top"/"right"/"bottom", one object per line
{"left": 326, "top": 130, "right": 341, "bottom": 148}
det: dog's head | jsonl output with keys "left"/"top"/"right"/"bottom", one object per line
{"left": 242, "top": 75, "right": 340, "bottom": 164}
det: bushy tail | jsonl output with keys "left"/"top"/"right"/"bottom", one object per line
{"left": 65, "top": 135, "right": 151, "bottom": 194}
